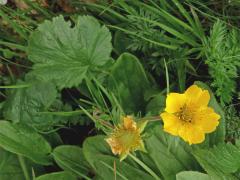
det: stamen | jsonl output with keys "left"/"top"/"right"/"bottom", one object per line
{"left": 176, "top": 104, "right": 193, "bottom": 123}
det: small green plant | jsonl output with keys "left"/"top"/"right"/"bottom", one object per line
{"left": 0, "top": 1, "right": 240, "bottom": 180}
{"left": 204, "top": 20, "right": 240, "bottom": 105}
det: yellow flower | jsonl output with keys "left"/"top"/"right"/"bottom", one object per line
{"left": 160, "top": 85, "right": 220, "bottom": 145}
{"left": 106, "top": 116, "right": 146, "bottom": 160}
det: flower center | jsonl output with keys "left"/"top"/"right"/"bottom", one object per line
{"left": 113, "top": 128, "right": 141, "bottom": 153}
{"left": 176, "top": 105, "right": 194, "bottom": 123}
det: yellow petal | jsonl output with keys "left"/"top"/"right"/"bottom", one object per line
{"left": 194, "top": 107, "right": 220, "bottom": 133}
{"left": 179, "top": 125, "right": 205, "bottom": 144}
{"left": 123, "top": 116, "right": 137, "bottom": 130}
{"left": 161, "top": 112, "right": 181, "bottom": 136}
{"left": 185, "top": 85, "right": 202, "bottom": 100}
{"left": 197, "top": 90, "right": 210, "bottom": 106}
{"left": 106, "top": 137, "right": 122, "bottom": 155}
{"left": 165, "top": 93, "right": 186, "bottom": 113}
{"left": 185, "top": 85, "right": 210, "bottom": 106}
{"left": 187, "top": 126, "right": 205, "bottom": 144}
{"left": 178, "top": 124, "right": 190, "bottom": 142}
{"left": 106, "top": 116, "right": 144, "bottom": 159}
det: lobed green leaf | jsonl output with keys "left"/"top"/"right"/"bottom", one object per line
{"left": 28, "top": 15, "right": 112, "bottom": 89}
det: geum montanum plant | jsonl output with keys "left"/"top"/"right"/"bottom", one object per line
{"left": 106, "top": 85, "right": 220, "bottom": 157}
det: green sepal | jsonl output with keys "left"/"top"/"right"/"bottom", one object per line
{"left": 138, "top": 141, "right": 147, "bottom": 153}
{"left": 137, "top": 120, "right": 148, "bottom": 133}
{"left": 119, "top": 153, "right": 128, "bottom": 161}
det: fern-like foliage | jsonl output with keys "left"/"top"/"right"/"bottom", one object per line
{"left": 126, "top": 9, "right": 165, "bottom": 52}
{"left": 205, "top": 20, "right": 240, "bottom": 105}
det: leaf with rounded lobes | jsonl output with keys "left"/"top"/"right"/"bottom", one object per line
{"left": 0, "top": 121, "right": 52, "bottom": 165}
{"left": 53, "top": 145, "right": 91, "bottom": 179}
{"left": 28, "top": 15, "right": 112, "bottom": 89}
{"left": 36, "top": 171, "right": 77, "bottom": 180}
{"left": 176, "top": 171, "right": 210, "bottom": 180}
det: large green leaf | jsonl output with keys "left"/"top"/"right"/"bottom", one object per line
{"left": 144, "top": 124, "right": 199, "bottom": 180}
{"left": 83, "top": 135, "right": 154, "bottom": 180}
{"left": 176, "top": 171, "right": 210, "bottom": 180}
{"left": 194, "top": 81, "right": 225, "bottom": 145}
{"left": 53, "top": 145, "right": 91, "bottom": 179}
{"left": 3, "top": 80, "right": 57, "bottom": 129}
{"left": 0, "top": 148, "right": 44, "bottom": 180}
{"left": 193, "top": 143, "right": 240, "bottom": 179}
{"left": 108, "top": 53, "right": 151, "bottom": 114}
{"left": 36, "top": 171, "right": 76, "bottom": 180}
{"left": 28, "top": 15, "right": 112, "bottom": 89}
{"left": 0, "top": 148, "right": 25, "bottom": 180}
{"left": 0, "top": 121, "right": 52, "bottom": 165}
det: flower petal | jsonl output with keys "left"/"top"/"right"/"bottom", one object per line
{"left": 179, "top": 124, "right": 205, "bottom": 144}
{"left": 123, "top": 116, "right": 137, "bottom": 130}
{"left": 165, "top": 93, "right": 186, "bottom": 113}
{"left": 185, "top": 85, "right": 202, "bottom": 101}
{"left": 161, "top": 112, "right": 181, "bottom": 136}
{"left": 185, "top": 85, "right": 210, "bottom": 106}
{"left": 197, "top": 90, "right": 210, "bottom": 106}
{"left": 187, "top": 126, "right": 205, "bottom": 144}
{"left": 106, "top": 137, "right": 121, "bottom": 155}
{"left": 106, "top": 115, "right": 144, "bottom": 160}
{"left": 194, "top": 107, "right": 220, "bottom": 133}
{"left": 178, "top": 125, "right": 189, "bottom": 142}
